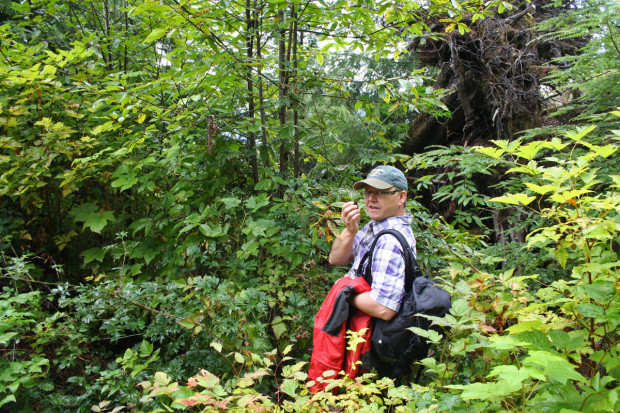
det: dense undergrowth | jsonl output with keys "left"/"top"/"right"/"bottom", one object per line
{"left": 2, "top": 123, "right": 619, "bottom": 412}
{"left": 1, "top": 0, "right": 619, "bottom": 411}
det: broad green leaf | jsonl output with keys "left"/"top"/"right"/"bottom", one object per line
{"left": 199, "top": 223, "right": 228, "bottom": 238}
{"left": 524, "top": 182, "right": 556, "bottom": 195}
{"left": 575, "top": 303, "right": 605, "bottom": 319}
{"left": 487, "top": 365, "right": 527, "bottom": 382}
{"left": 139, "top": 340, "right": 154, "bottom": 357}
{"left": 548, "top": 329, "right": 588, "bottom": 353}
{"left": 594, "top": 144, "right": 617, "bottom": 159}
{"left": 476, "top": 147, "right": 505, "bottom": 159}
{"left": 506, "top": 320, "right": 544, "bottom": 334}
{"left": 279, "top": 124, "right": 296, "bottom": 138}
{"left": 523, "top": 350, "right": 586, "bottom": 384}
{"left": 221, "top": 197, "right": 242, "bottom": 209}
{"left": 129, "top": 218, "right": 153, "bottom": 236}
{"left": 82, "top": 247, "right": 106, "bottom": 264}
{"left": 83, "top": 211, "right": 116, "bottom": 233}
{"left": 487, "top": 335, "right": 528, "bottom": 350}
{"left": 408, "top": 326, "right": 443, "bottom": 344}
{"left": 448, "top": 299, "right": 471, "bottom": 317}
{"left": 245, "top": 195, "right": 270, "bottom": 211}
{"left": 111, "top": 172, "right": 138, "bottom": 191}
{"left": 565, "top": 125, "right": 596, "bottom": 142}
{"left": 549, "top": 189, "right": 591, "bottom": 204}
{"left": 490, "top": 193, "right": 536, "bottom": 206}
{"left": 130, "top": 240, "right": 158, "bottom": 265}
{"left": 515, "top": 329, "right": 552, "bottom": 351}
{"left": 446, "top": 379, "right": 522, "bottom": 400}
{"left": 0, "top": 331, "right": 18, "bottom": 346}
{"left": 71, "top": 203, "right": 98, "bottom": 223}
{"left": 583, "top": 222, "right": 616, "bottom": 239}
{"left": 584, "top": 281, "right": 617, "bottom": 303}
{"left": 280, "top": 379, "right": 298, "bottom": 398}
{"left": 144, "top": 28, "right": 167, "bottom": 43}
{"left": 282, "top": 345, "right": 294, "bottom": 356}
{"left": 514, "top": 141, "right": 547, "bottom": 160}
{"left": 271, "top": 316, "right": 287, "bottom": 340}
{"left": 0, "top": 395, "right": 17, "bottom": 408}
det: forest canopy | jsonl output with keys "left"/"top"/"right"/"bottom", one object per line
{"left": 0, "top": 0, "right": 618, "bottom": 411}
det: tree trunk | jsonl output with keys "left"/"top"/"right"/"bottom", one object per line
{"left": 278, "top": 8, "right": 288, "bottom": 176}
{"left": 246, "top": 0, "right": 259, "bottom": 186}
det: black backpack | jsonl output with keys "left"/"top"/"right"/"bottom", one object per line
{"left": 357, "top": 229, "right": 452, "bottom": 379}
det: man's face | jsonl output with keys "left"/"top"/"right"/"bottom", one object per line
{"left": 363, "top": 185, "right": 406, "bottom": 221}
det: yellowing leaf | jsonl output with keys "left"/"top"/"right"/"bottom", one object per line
{"left": 524, "top": 182, "right": 556, "bottom": 195}
{"left": 137, "top": 113, "right": 146, "bottom": 124}
{"left": 476, "top": 147, "right": 505, "bottom": 159}
{"left": 178, "top": 317, "right": 196, "bottom": 330}
{"left": 490, "top": 194, "right": 536, "bottom": 206}
{"left": 382, "top": 88, "right": 391, "bottom": 103}
{"left": 144, "top": 28, "right": 167, "bottom": 44}
{"left": 549, "top": 189, "right": 591, "bottom": 204}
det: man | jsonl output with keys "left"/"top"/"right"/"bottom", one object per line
{"left": 307, "top": 165, "right": 416, "bottom": 390}
{"left": 329, "top": 165, "right": 416, "bottom": 321}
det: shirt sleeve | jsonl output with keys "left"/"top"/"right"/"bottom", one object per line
{"left": 368, "top": 235, "right": 405, "bottom": 312}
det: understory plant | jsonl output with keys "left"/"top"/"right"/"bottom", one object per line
{"left": 417, "top": 123, "right": 620, "bottom": 412}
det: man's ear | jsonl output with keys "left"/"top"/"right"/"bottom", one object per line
{"left": 399, "top": 191, "right": 407, "bottom": 207}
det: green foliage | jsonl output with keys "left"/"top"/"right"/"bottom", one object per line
{"left": 0, "top": 288, "right": 51, "bottom": 408}
{"left": 1, "top": 0, "right": 619, "bottom": 411}
{"left": 433, "top": 123, "right": 620, "bottom": 412}
{"left": 537, "top": 0, "right": 620, "bottom": 127}
{"left": 405, "top": 145, "right": 500, "bottom": 231}
{"left": 104, "top": 343, "right": 470, "bottom": 413}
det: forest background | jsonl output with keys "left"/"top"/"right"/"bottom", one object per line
{"left": 0, "top": 0, "right": 618, "bottom": 411}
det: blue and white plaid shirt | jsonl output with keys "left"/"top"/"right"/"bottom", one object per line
{"left": 346, "top": 214, "right": 416, "bottom": 312}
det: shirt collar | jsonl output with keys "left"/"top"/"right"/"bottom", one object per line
{"left": 370, "top": 214, "right": 413, "bottom": 234}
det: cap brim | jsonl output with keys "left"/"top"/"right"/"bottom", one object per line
{"left": 353, "top": 178, "right": 393, "bottom": 190}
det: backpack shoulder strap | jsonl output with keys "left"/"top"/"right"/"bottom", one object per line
{"left": 356, "top": 228, "right": 420, "bottom": 292}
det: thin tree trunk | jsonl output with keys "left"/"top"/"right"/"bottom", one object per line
{"left": 255, "top": 1, "right": 270, "bottom": 168}
{"left": 291, "top": 5, "right": 300, "bottom": 178}
{"left": 278, "top": 8, "right": 288, "bottom": 176}
{"left": 246, "top": 0, "right": 258, "bottom": 185}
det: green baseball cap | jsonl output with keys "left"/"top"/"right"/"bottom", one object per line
{"left": 353, "top": 165, "right": 408, "bottom": 191}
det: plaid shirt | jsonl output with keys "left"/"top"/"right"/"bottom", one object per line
{"left": 346, "top": 214, "right": 416, "bottom": 312}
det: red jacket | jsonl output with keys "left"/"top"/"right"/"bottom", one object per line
{"left": 308, "top": 276, "right": 372, "bottom": 393}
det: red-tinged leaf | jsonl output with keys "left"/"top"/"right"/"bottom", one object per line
{"left": 481, "top": 325, "right": 498, "bottom": 333}
{"left": 178, "top": 398, "right": 197, "bottom": 406}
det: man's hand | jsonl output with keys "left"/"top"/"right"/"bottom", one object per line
{"left": 341, "top": 201, "right": 361, "bottom": 235}
{"left": 328, "top": 201, "right": 361, "bottom": 266}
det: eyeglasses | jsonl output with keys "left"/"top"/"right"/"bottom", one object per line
{"left": 364, "top": 190, "right": 401, "bottom": 198}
